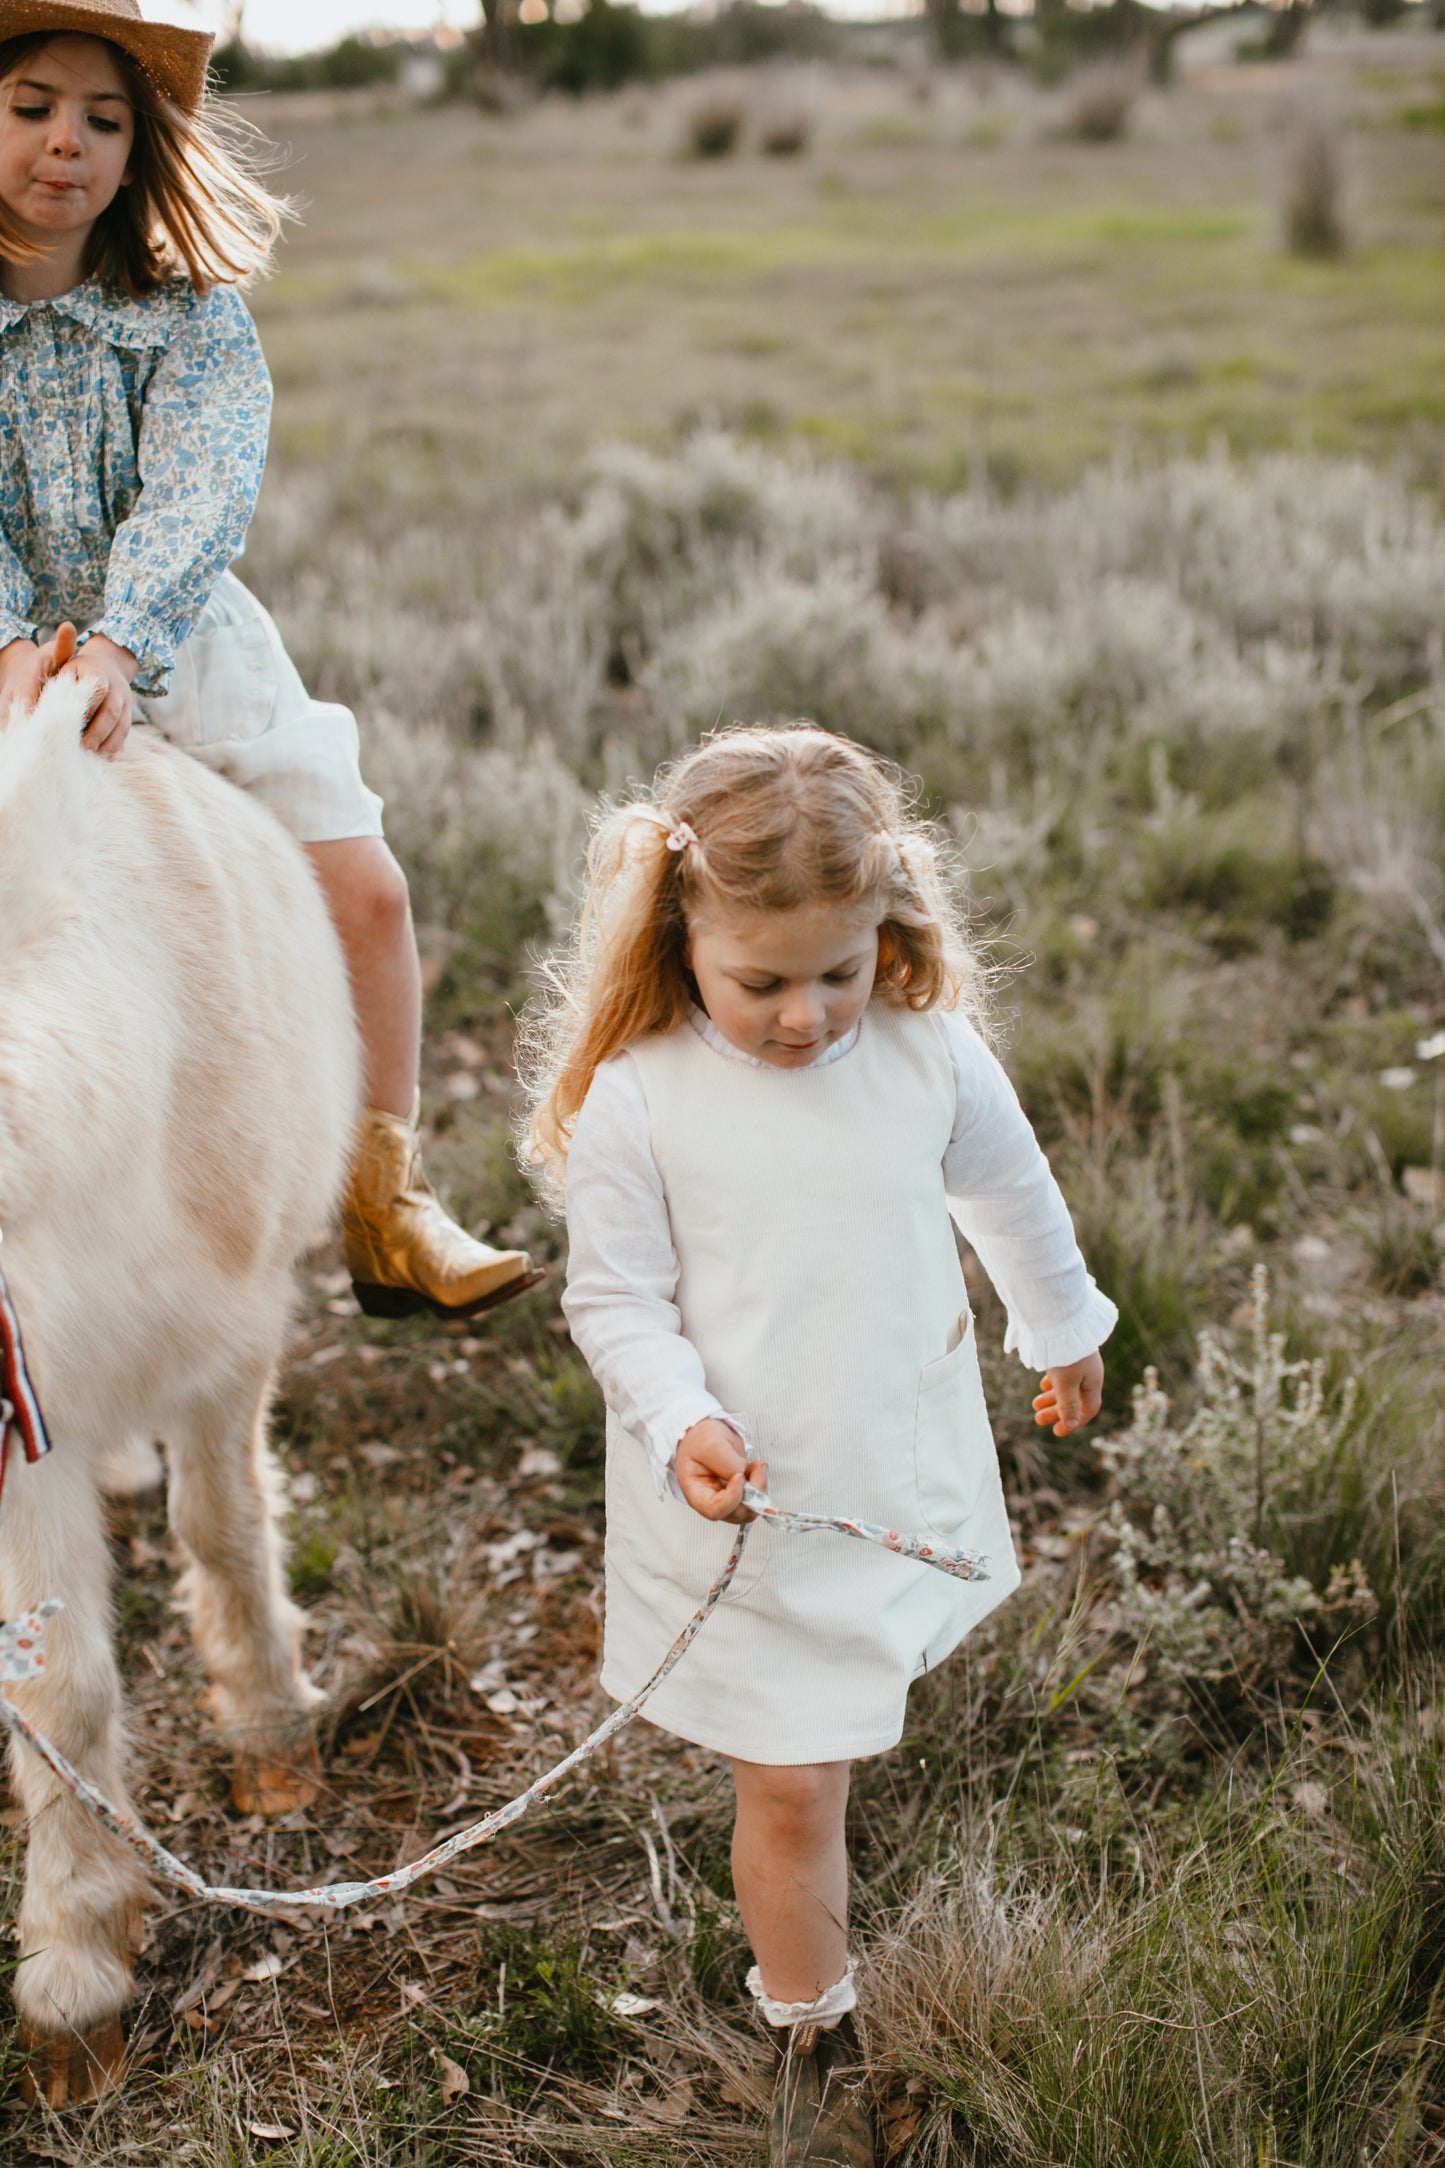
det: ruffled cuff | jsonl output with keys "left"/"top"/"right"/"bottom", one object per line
{"left": 0, "top": 611, "right": 37, "bottom": 651}
{"left": 1002, "top": 1279, "right": 1118, "bottom": 1372}
{"left": 747, "top": 1957, "right": 857, "bottom": 2030}
{"left": 92, "top": 607, "right": 177, "bottom": 697}
{"left": 647, "top": 1407, "right": 751, "bottom": 1505}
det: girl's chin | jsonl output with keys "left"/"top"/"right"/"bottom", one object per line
{"left": 9, "top": 201, "right": 83, "bottom": 237}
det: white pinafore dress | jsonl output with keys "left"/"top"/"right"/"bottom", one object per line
{"left": 600, "top": 1002, "right": 1023, "bottom": 1765}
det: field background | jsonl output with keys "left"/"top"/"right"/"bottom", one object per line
{"left": 6, "top": 25, "right": 1445, "bottom": 2165}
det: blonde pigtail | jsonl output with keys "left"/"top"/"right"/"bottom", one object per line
{"left": 519, "top": 803, "right": 697, "bottom": 1197}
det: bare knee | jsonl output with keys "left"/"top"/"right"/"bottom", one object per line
{"left": 307, "top": 840, "right": 412, "bottom": 950}
{"left": 733, "top": 1759, "right": 849, "bottom": 1846}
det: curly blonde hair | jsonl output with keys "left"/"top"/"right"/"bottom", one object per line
{"left": 521, "top": 723, "right": 988, "bottom": 1194}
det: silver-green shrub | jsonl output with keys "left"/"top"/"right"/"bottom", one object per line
{"left": 243, "top": 435, "right": 1445, "bottom": 941}
{"left": 1099, "top": 1267, "right": 1374, "bottom": 1693}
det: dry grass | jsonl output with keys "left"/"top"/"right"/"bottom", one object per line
{"left": 6, "top": 33, "right": 1445, "bottom": 2165}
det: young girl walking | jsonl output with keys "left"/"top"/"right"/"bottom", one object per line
{"left": 0, "top": 0, "right": 539, "bottom": 1321}
{"left": 526, "top": 726, "right": 1115, "bottom": 2166}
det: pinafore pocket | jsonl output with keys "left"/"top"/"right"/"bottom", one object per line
{"left": 912, "top": 1308, "right": 992, "bottom": 1540}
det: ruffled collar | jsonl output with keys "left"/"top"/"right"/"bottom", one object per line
{"left": 0, "top": 275, "right": 189, "bottom": 348}
{"left": 688, "top": 1005, "right": 861, "bottom": 1071}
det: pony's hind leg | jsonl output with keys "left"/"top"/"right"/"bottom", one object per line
{"left": 0, "top": 1443, "right": 149, "bottom": 2104}
{"left": 165, "top": 1366, "right": 323, "bottom": 1816}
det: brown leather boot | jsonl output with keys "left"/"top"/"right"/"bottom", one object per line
{"left": 343, "top": 1098, "right": 545, "bottom": 1321}
{"left": 769, "top": 2015, "right": 876, "bottom": 2168}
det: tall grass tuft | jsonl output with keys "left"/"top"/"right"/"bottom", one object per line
{"left": 1059, "top": 62, "right": 1139, "bottom": 144}
{"left": 759, "top": 105, "right": 812, "bottom": 156}
{"left": 863, "top": 1707, "right": 1445, "bottom": 2167}
{"left": 1280, "top": 100, "right": 1349, "bottom": 260}
{"left": 684, "top": 91, "right": 744, "bottom": 159}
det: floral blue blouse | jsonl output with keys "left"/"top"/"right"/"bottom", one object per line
{"left": 0, "top": 277, "right": 271, "bottom": 694}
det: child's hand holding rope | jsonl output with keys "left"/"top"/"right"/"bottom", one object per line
{"left": 676, "top": 1417, "right": 768, "bottom": 1524}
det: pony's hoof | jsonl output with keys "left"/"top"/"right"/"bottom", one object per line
{"left": 232, "top": 1738, "right": 321, "bottom": 1816}
{"left": 18, "top": 2017, "right": 126, "bottom": 2106}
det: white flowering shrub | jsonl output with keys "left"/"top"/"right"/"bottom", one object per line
{"left": 1100, "top": 1267, "right": 1374, "bottom": 1694}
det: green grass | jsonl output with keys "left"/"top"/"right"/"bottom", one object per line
{"left": 250, "top": 64, "right": 1445, "bottom": 504}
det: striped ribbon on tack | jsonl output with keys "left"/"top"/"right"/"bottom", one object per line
{"left": 0, "top": 1249, "right": 53, "bottom": 1477}
{"left": 0, "top": 1491, "right": 989, "bottom": 1916}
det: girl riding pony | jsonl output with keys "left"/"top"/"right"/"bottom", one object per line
{"left": 0, "top": 0, "right": 539, "bottom": 1322}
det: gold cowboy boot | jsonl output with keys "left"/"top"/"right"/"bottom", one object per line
{"left": 343, "top": 1097, "right": 545, "bottom": 1322}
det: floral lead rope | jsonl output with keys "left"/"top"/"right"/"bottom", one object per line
{"left": 0, "top": 1491, "right": 988, "bottom": 1916}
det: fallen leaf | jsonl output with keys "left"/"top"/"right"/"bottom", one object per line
{"left": 358, "top": 1440, "right": 402, "bottom": 1467}
{"left": 241, "top": 1951, "right": 285, "bottom": 1983}
{"left": 649, "top": 2078, "right": 694, "bottom": 2124}
{"left": 883, "top": 2098, "right": 923, "bottom": 2159}
{"left": 608, "top": 1990, "right": 660, "bottom": 2017}
{"left": 437, "top": 2052, "right": 470, "bottom": 2104}
{"left": 517, "top": 1444, "right": 562, "bottom": 1480}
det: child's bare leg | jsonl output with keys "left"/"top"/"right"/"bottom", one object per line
{"left": 305, "top": 838, "right": 419, "bottom": 1118}
{"left": 731, "top": 1758, "right": 851, "bottom": 2001}
{"left": 306, "top": 837, "right": 541, "bottom": 1320}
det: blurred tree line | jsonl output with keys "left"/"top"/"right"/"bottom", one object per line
{"left": 214, "top": 31, "right": 405, "bottom": 90}
{"left": 215, "top": 0, "right": 1427, "bottom": 105}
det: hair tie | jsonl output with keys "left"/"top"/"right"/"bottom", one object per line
{"left": 665, "top": 822, "right": 699, "bottom": 854}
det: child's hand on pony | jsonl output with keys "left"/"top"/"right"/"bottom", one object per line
{"left": 1032, "top": 1352, "right": 1104, "bottom": 1437}
{"left": 0, "top": 623, "right": 136, "bottom": 758}
{"left": 676, "top": 1417, "right": 768, "bottom": 1526}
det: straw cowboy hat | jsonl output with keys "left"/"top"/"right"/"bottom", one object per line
{"left": 0, "top": 0, "right": 214, "bottom": 114}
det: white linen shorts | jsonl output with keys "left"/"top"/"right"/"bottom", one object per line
{"left": 130, "top": 572, "right": 385, "bottom": 844}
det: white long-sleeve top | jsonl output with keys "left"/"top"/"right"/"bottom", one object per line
{"left": 562, "top": 1005, "right": 1117, "bottom": 1494}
